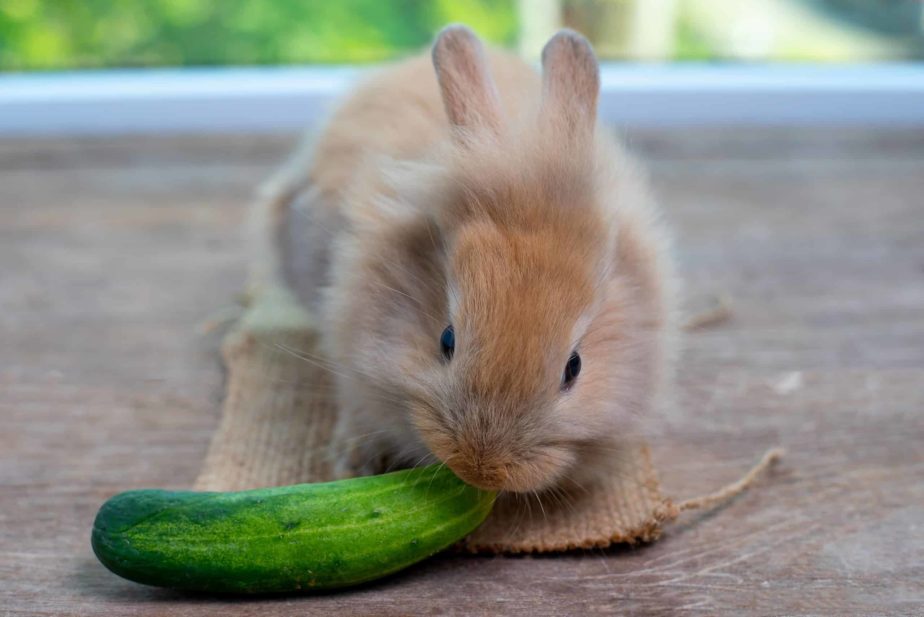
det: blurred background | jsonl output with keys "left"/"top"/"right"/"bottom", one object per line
{"left": 4, "top": 0, "right": 923, "bottom": 133}
{"left": 2, "top": 0, "right": 924, "bottom": 70}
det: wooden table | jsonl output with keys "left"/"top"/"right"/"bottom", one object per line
{"left": 2, "top": 130, "right": 922, "bottom": 615}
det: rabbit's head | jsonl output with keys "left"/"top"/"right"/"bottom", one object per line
{"left": 398, "top": 26, "right": 640, "bottom": 493}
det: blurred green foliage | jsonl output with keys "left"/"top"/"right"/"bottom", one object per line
{"left": 0, "top": 0, "right": 517, "bottom": 70}
{"left": 1, "top": 0, "right": 920, "bottom": 71}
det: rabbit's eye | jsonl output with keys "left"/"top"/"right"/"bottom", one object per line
{"left": 440, "top": 325, "right": 455, "bottom": 359}
{"left": 562, "top": 352, "right": 581, "bottom": 390}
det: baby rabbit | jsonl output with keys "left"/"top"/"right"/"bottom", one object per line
{"left": 271, "top": 25, "right": 678, "bottom": 494}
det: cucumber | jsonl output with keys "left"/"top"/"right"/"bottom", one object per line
{"left": 91, "top": 465, "right": 495, "bottom": 593}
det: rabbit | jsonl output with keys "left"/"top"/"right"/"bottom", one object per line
{"left": 267, "top": 25, "right": 679, "bottom": 494}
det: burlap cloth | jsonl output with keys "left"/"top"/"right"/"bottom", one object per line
{"left": 193, "top": 184, "right": 781, "bottom": 554}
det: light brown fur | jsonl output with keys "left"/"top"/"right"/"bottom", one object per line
{"left": 270, "top": 26, "right": 679, "bottom": 493}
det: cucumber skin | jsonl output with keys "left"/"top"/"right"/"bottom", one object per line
{"left": 91, "top": 465, "right": 495, "bottom": 593}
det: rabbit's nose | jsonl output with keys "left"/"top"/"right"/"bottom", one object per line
{"left": 447, "top": 457, "right": 509, "bottom": 491}
{"left": 473, "top": 460, "right": 509, "bottom": 490}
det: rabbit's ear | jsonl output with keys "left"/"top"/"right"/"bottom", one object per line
{"left": 540, "top": 29, "right": 600, "bottom": 142}
{"left": 432, "top": 25, "right": 502, "bottom": 135}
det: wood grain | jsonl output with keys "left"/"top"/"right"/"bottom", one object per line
{"left": 1, "top": 129, "right": 922, "bottom": 616}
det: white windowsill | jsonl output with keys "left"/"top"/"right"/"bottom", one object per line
{"left": 1, "top": 63, "right": 923, "bottom": 135}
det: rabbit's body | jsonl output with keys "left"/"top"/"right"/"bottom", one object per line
{"left": 272, "top": 28, "right": 678, "bottom": 493}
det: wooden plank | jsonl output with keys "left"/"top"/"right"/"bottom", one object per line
{"left": 1, "top": 129, "right": 922, "bottom": 615}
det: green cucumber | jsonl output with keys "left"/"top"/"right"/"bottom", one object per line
{"left": 91, "top": 465, "right": 495, "bottom": 593}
